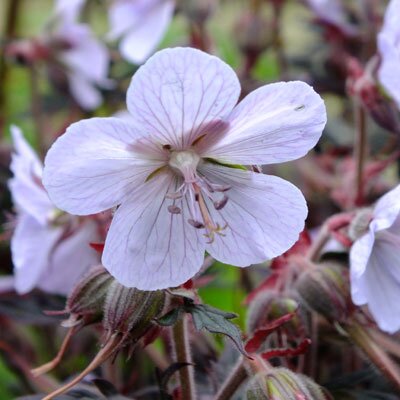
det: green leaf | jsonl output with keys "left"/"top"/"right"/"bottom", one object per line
{"left": 185, "top": 303, "right": 248, "bottom": 357}
{"left": 157, "top": 307, "right": 182, "bottom": 327}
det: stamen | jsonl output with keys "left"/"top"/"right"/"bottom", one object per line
{"left": 168, "top": 205, "right": 181, "bottom": 214}
{"left": 188, "top": 219, "right": 205, "bottom": 229}
{"left": 213, "top": 195, "right": 228, "bottom": 210}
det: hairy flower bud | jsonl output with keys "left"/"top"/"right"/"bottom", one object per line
{"left": 61, "top": 265, "right": 114, "bottom": 327}
{"left": 246, "top": 292, "right": 299, "bottom": 334}
{"left": 348, "top": 207, "right": 372, "bottom": 241}
{"left": 178, "top": 0, "right": 216, "bottom": 24}
{"left": 246, "top": 368, "right": 331, "bottom": 399}
{"left": 235, "top": 12, "right": 271, "bottom": 57}
{"left": 103, "top": 281, "right": 165, "bottom": 342}
{"left": 295, "top": 261, "right": 352, "bottom": 322}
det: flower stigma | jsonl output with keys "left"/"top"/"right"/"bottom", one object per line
{"left": 167, "top": 150, "right": 229, "bottom": 243}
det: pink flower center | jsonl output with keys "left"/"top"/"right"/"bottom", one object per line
{"left": 167, "top": 150, "right": 229, "bottom": 243}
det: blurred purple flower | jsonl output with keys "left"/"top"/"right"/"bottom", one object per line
{"left": 350, "top": 185, "right": 400, "bottom": 333}
{"left": 43, "top": 47, "right": 326, "bottom": 290}
{"left": 49, "top": 2, "right": 113, "bottom": 110}
{"left": 54, "top": 0, "right": 86, "bottom": 22}
{"left": 378, "top": 0, "right": 400, "bottom": 109}
{"left": 9, "top": 126, "right": 100, "bottom": 295}
{"left": 305, "top": 0, "right": 356, "bottom": 35}
{"left": 108, "top": 0, "right": 175, "bottom": 64}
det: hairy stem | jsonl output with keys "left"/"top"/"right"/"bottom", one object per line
{"left": 346, "top": 322, "right": 400, "bottom": 392}
{"left": 214, "top": 356, "right": 248, "bottom": 400}
{"left": 172, "top": 314, "right": 196, "bottom": 400}
{"left": 353, "top": 104, "right": 367, "bottom": 206}
{"left": 0, "top": 0, "right": 21, "bottom": 134}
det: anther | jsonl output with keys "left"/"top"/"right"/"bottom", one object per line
{"left": 213, "top": 195, "right": 228, "bottom": 210}
{"left": 168, "top": 205, "right": 181, "bottom": 214}
{"left": 188, "top": 219, "right": 205, "bottom": 229}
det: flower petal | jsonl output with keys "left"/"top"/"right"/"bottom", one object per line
{"left": 126, "top": 47, "right": 240, "bottom": 150}
{"left": 198, "top": 164, "right": 308, "bottom": 266}
{"left": 102, "top": 172, "right": 205, "bottom": 290}
{"left": 11, "top": 214, "right": 62, "bottom": 294}
{"left": 8, "top": 125, "right": 52, "bottom": 225}
{"left": 378, "top": 33, "right": 400, "bottom": 109}
{"left": 118, "top": 1, "right": 175, "bottom": 64}
{"left": 354, "top": 236, "right": 400, "bottom": 333}
{"left": 39, "top": 220, "right": 100, "bottom": 295}
{"left": 55, "top": 0, "right": 86, "bottom": 22}
{"left": 371, "top": 184, "right": 400, "bottom": 232}
{"left": 67, "top": 72, "right": 103, "bottom": 110}
{"left": 349, "top": 231, "right": 375, "bottom": 304}
{"left": 43, "top": 117, "right": 165, "bottom": 215}
{"left": 203, "top": 81, "right": 326, "bottom": 165}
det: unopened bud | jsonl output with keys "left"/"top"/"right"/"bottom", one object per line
{"left": 62, "top": 265, "right": 114, "bottom": 327}
{"left": 235, "top": 12, "right": 270, "bottom": 57}
{"left": 178, "top": 0, "right": 216, "bottom": 24}
{"left": 348, "top": 207, "right": 372, "bottom": 241}
{"left": 246, "top": 292, "right": 299, "bottom": 334}
{"left": 246, "top": 368, "right": 331, "bottom": 399}
{"left": 103, "top": 281, "right": 165, "bottom": 342}
{"left": 296, "top": 261, "right": 352, "bottom": 322}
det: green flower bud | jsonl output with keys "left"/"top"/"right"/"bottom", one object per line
{"left": 103, "top": 281, "right": 166, "bottom": 342}
{"left": 62, "top": 265, "right": 114, "bottom": 327}
{"left": 246, "top": 368, "right": 331, "bottom": 399}
{"left": 295, "top": 261, "right": 352, "bottom": 322}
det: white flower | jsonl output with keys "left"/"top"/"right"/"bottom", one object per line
{"left": 43, "top": 47, "right": 326, "bottom": 290}
{"left": 350, "top": 184, "right": 400, "bottom": 333}
{"left": 108, "top": 0, "right": 175, "bottom": 64}
{"left": 9, "top": 126, "right": 100, "bottom": 295}
{"left": 378, "top": 0, "right": 400, "bottom": 109}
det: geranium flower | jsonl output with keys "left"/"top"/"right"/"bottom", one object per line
{"left": 350, "top": 185, "right": 400, "bottom": 333}
{"left": 107, "top": 0, "right": 175, "bottom": 64}
{"left": 49, "top": 11, "right": 112, "bottom": 110}
{"left": 378, "top": 0, "right": 400, "bottom": 109}
{"left": 305, "top": 0, "right": 356, "bottom": 35}
{"left": 43, "top": 47, "right": 326, "bottom": 290}
{"left": 9, "top": 126, "right": 100, "bottom": 295}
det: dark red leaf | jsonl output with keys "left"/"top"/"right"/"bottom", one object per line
{"left": 260, "top": 338, "right": 311, "bottom": 360}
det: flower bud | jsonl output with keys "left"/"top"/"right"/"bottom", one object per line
{"left": 177, "top": 0, "right": 216, "bottom": 24}
{"left": 295, "top": 261, "right": 352, "bottom": 322}
{"left": 103, "top": 281, "right": 165, "bottom": 342}
{"left": 348, "top": 207, "right": 372, "bottom": 241}
{"left": 246, "top": 368, "right": 331, "bottom": 399}
{"left": 235, "top": 12, "right": 270, "bottom": 57}
{"left": 62, "top": 265, "right": 114, "bottom": 327}
{"left": 246, "top": 292, "right": 300, "bottom": 334}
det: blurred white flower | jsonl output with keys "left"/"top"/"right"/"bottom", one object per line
{"left": 378, "top": 0, "right": 400, "bottom": 109}
{"left": 350, "top": 185, "right": 400, "bottom": 333}
{"left": 108, "top": 0, "right": 175, "bottom": 64}
{"left": 9, "top": 126, "right": 100, "bottom": 295}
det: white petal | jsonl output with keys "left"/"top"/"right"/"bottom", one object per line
{"left": 8, "top": 125, "right": 52, "bottom": 225}
{"left": 102, "top": 172, "right": 205, "bottom": 290}
{"left": 349, "top": 231, "right": 375, "bottom": 304}
{"left": 355, "top": 235, "right": 400, "bottom": 333}
{"left": 127, "top": 47, "right": 241, "bottom": 150}
{"left": 199, "top": 164, "right": 308, "bottom": 266}
{"left": 380, "top": 0, "right": 400, "bottom": 37}
{"left": 371, "top": 184, "right": 400, "bottom": 232}
{"left": 39, "top": 220, "right": 100, "bottom": 295}
{"left": 378, "top": 33, "right": 400, "bottom": 109}
{"left": 43, "top": 117, "right": 165, "bottom": 215}
{"left": 203, "top": 81, "right": 326, "bottom": 165}
{"left": 11, "top": 214, "right": 62, "bottom": 294}
{"left": 68, "top": 72, "right": 103, "bottom": 110}
{"left": 119, "top": 0, "right": 175, "bottom": 64}
{"left": 59, "top": 23, "right": 110, "bottom": 84}
{"left": 54, "top": 0, "right": 85, "bottom": 22}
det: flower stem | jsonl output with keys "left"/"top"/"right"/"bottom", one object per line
{"left": 214, "top": 356, "right": 247, "bottom": 400}
{"left": 0, "top": 0, "right": 21, "bottom": 135}
{"left": 346, "top": 322, "right": 400, "bottom": 392}
{"left": 172, "top": 314, "right": 196, "bottom": 400}
{"left": 353, "top": 104, "right": 367, "bottom": 206}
